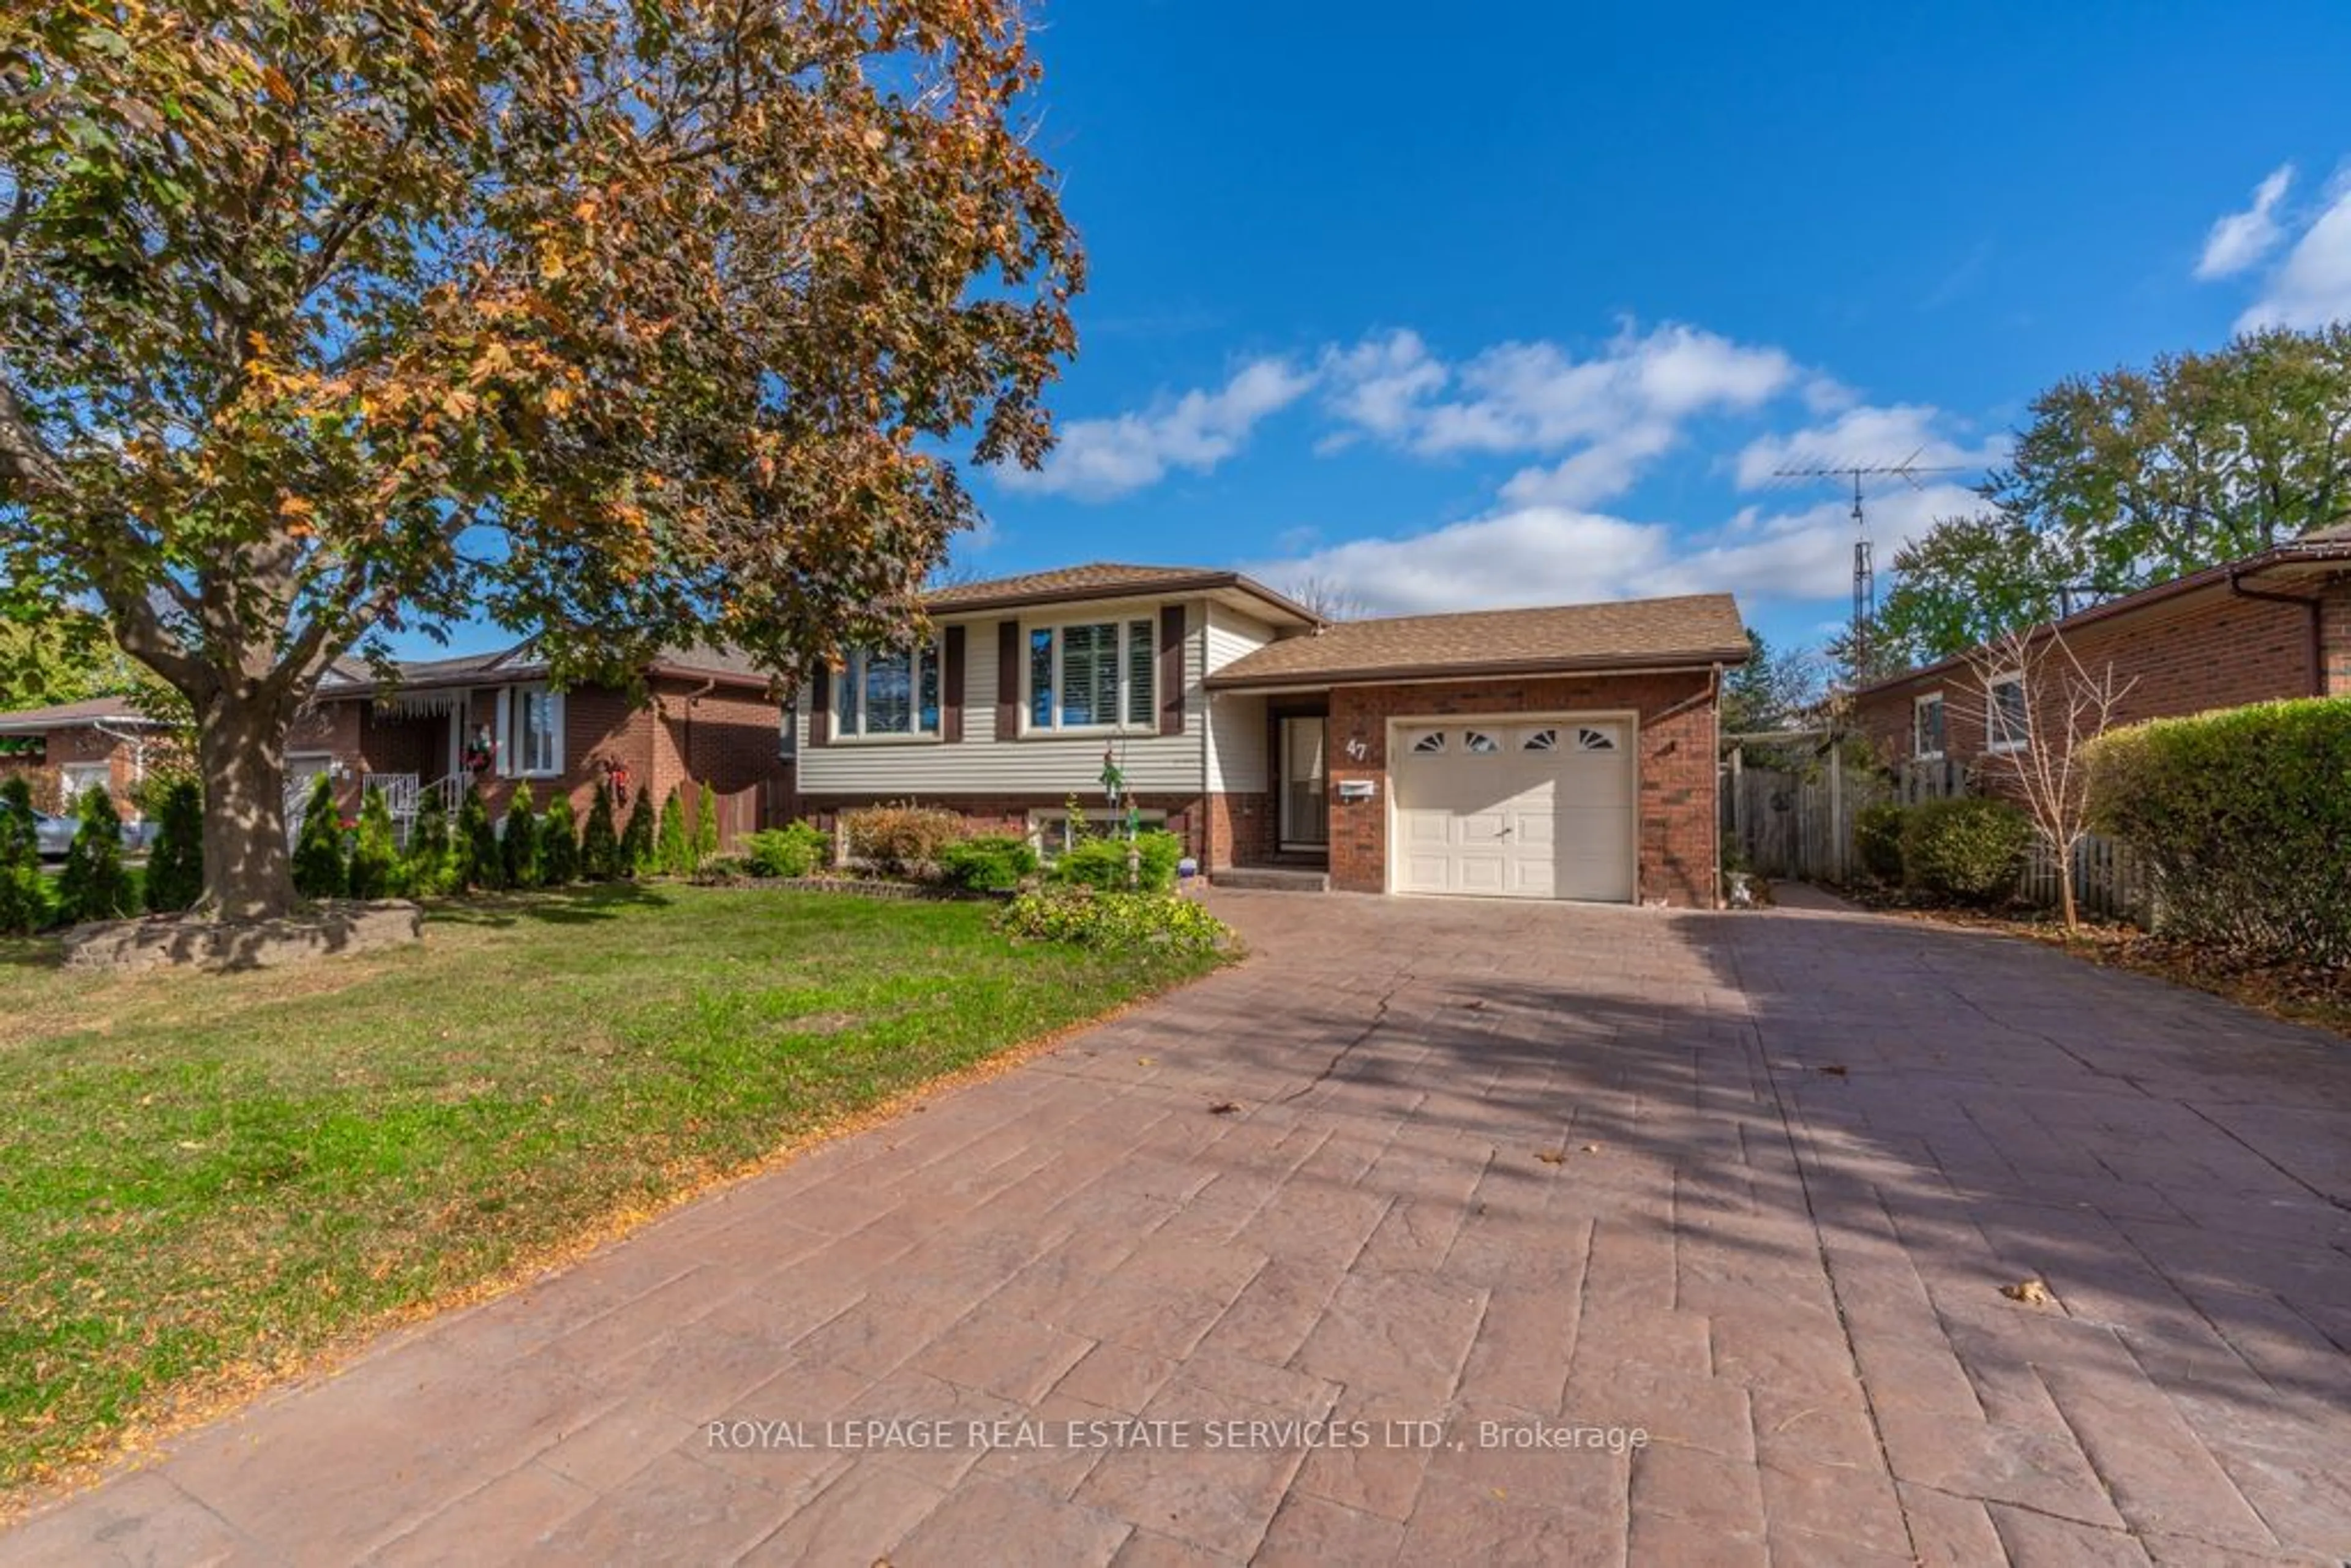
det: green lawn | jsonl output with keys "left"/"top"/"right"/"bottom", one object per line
{"left": 0, "top": 885, "right": 1224, "bottom": 1496}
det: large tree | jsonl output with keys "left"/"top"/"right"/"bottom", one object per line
{"left": 0, "top": 1, "right": 1080, "bottom": 918}
{"left": 1870, "top": 326, "right": 2351, "bottom": 668}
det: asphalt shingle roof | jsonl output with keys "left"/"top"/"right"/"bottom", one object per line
{"left": 0, "top": 695, "right": 167, "bottom": 732}
{"left": 924, "top": 562, "right": 1318, "bottom": 622}
{"left": 1207, "top": 594, "right": 1750, "bottom": 688}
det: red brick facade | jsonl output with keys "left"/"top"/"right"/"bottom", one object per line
{"left": 1206, "top": 790, "right": 1275, "bottom": 871}
{"left": 0, "top": 726, "right": 153, "bottom": 814}
{"left": 309, "top": 672, "right": 790, "bottom": 847}
{"left": 1852, "top": 580, "right": 2347, "bottom": 774}
{"left": 1322, "top": 672, "right": 1722, "bottom": 908}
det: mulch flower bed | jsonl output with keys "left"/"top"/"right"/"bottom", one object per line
{"left": 1829, "top": 882, "right": 2351, "bottom": 1041}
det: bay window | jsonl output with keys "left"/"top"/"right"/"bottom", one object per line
{"left": 835, "top": 644, "right": 942, "bottom": 738}
{"left": 1027, "top": 618, "right": 1157, "bottom": 733}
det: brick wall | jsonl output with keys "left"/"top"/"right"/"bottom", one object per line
{"left": 1207, "top": 790, "right": 1275, "bottom": 870}
{"left": 323, "top": 675, "right": 789, "bottom": 838}
{"left": 0, "top": 727, "right": 141, "bottom": 814}
{"left": 1322, "top": 672, "right": 1720, "bottom": 908}
{"left": 1852, "top": 588, "right": 2320, "bottom": 772}
{"left": 2323, "top": 579, "right": 2351, "bottom": 697}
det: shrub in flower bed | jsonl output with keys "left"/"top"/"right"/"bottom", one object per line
{"left": 1853, "top": 801, "right": 1907, "bottom": 882}
{"left": 1899, "top": 796, "right": 2031, "bottom": 904}
{"left": 743, "top": 821, "right": 831, "bottom": 879}
{"left": 938, "top": 834, "right": 1040, "bottom": 893}
{"left": 997, "top": 885, "right": 1233, "bottom": 955}
{"left": 839, "top": 802, "right": 962, "bottom": 874}
{"left": 1048, "top": 829, "right": 1182, "bottom": 893}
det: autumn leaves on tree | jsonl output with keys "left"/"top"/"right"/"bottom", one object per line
{"left": 0, "top": 2, "right": 1082, "bottom": 917}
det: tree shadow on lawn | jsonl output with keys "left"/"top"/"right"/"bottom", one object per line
{"left": 424, "top": 882, "right": 678, "bottom": 928}
{"left": 0, "top": 936, "right": 63, "bottom": 970}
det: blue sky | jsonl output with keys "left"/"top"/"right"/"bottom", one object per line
{"left": 940, "top": 0, "right": 2351, "bottom": 653}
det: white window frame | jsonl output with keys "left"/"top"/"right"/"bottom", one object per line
{"left": 1026, "top": 806, "right": 1168, "bottom": 859}
{"left": 1985, "top": 672, "right": 2029, "bottom": 754}
{"left": 1022, "top": 613, "right": 1159, "bottom": 736}
{"left": 831, "top": 641, "right": 944, "bottom": 743}
{"left": 495, "top": 683, "right": 564, "bottom": 778}
{"left": 1913, "top": 692, "right": 1946, "bottom": 762}
{"left": 58, "top": 761, "right": 111, "bottom": 805}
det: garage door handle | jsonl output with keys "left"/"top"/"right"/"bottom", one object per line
{"left": 1496, "top": 825, "right": 1512, "bottom": 837}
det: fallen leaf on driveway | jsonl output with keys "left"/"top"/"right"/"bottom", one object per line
{"left": 1209, "top": 1101, "right": 1241, "bottom": 1115}
{"left": 1581, "top": 1143, "right": 1602, "bottom": 1154}
{"left": 2001, "top": 1278, "right": 2055, "bottom": 1307}
{"left": 1536, "top": 1149, "right": 1565, "bottom": 1164}
{"left": 1136, "top": 1057, "right": 1155, "bottom": 1066}
{"left": 1817, "top": 1065, "right": 1850, "bottom": 1077}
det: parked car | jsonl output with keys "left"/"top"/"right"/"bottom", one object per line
{"left": 0, "top": 798, "right": 156, "bottom": 858}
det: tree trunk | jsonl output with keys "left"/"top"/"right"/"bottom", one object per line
{"left": 195, "top": 691, "right": 299, "bottom": 920}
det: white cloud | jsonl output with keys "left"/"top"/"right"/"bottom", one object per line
{"left": 1495, "top": 421, "right": 1679, "bottom": 509}
{"left": 1732, "top": 403, "right": 2005, "bottom": 491}
{"left": 1317, "top": 321, "right": 1796, "bottom": 508}
{"left": 1319, "top": 329, "right": 1447, "bottom": 445}
{"left": 1244, "top": 507, "right": 1674, "bottom": 616}
{"left": 1245, "top": 476, "right": 1987, "bottom": 620}
{"left": 2238, "top": 178, "right": 2351, "bottom": 330}
{"left": 1636, "top": 482, "right": 1980, "bottom": 600}
{"left": 994, "top": 356, "right": 1313, "bottom": 501}
{"left": 2197, "top": 164, "right": 2295, "bottom": 280}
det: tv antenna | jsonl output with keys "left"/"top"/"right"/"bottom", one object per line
{"left": 1770, "top": 450, "right": 1966, "bottom": 670}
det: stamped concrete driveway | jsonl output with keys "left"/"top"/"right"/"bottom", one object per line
{"left": 7, "top": 891, "right": 2350, "bottom": 1566}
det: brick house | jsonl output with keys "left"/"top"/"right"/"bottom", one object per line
{"left": 791, "top": 564, "right": 1749, "bottom": 907}
{"left": 300, "top": 644, "right": 794, "bottom": 840}
{"left": 0, "top": 695, "right": 181, "bottom": 818}
{"left": 0, "top": 646, "right": 795, "bottom": 843}
{"left": 1851, "top": 523, "right": 2351, "bottom": 778}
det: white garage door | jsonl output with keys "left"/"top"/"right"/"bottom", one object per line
{"left": 1391, "top": 718, "right": 1636, "bottom": 902}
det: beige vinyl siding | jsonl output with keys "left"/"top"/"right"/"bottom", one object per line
{"left": 1205, "top": 601, "right": 1278, "bottom": 792}
{"left": 796, "top": 597, "right": 1210, "bottom": 796}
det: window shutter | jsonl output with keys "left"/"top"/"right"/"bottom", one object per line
{"left": 547, "top": 691, "right": 566, "bottom": 775}
{"left": 996, "top": 619, "right": 1020, "bottom": 737}
{"left": 943, "top": 625, "right": 966, "bottom": 743}
{"left": 808, "top": 667, "right": 831, "bottom": 748}
{"left": 1158, "top": 605, "right": 1186, "bottom": 737}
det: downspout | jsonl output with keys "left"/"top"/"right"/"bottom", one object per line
{"left": 2227, "top": 569, "right": 2325, "bottom": 697}
{"left": 675, "top": 675, "right": 719, "bottom": 787}
{"left": 88, "top": 721, "right": 151, "bottom": 811}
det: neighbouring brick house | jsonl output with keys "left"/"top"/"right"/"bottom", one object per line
{"left": 791, "top": 564, "right": 1749, "bottom": 907}
{"left": 299, "top": 644, "right": 795, "bottom": 841}
{"left": 0, "top": 695, "right": 181, "bottom": 819}
{"left": 1851, "top": 523, "right": 2351, "bottom": 779}
{"left": 0, "top": 645, "right": 796, "bottom": 844}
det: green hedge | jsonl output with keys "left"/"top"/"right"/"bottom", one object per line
{"left": 937, "top": 834, "right": 1038, "bottom": 893}
{"left": 1899, "top": 796, "right": 2031, "bottom": 904}
{"left": 2087, "top": 698, "right": 2351, "bottom": 965}
{"left": 1049, "top": 830, "right": 1182, "bottom": 893}
{"left": 743, "top": 822, "right": 830, "bottom": 879}
{"left": 1853, "top": 801, "right": 1907, "bottom": 882}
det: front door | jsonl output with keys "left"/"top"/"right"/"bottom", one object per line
{"left": 1279, "top": 716, "right": 1328, "bottom": 850}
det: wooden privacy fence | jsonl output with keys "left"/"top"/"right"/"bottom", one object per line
{"left": 1725, "top": 759, "right": 1867, "bottom": 884}
{"left": 2018, "top": 835, "right": 2153, "bottom": 925}
{"left": 1725, "top": 744, "right": 2152, "bottom": 927}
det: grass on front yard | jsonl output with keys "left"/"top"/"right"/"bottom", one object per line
{"left": 0, "top": 884, "right": 1226, "bottom": 1498}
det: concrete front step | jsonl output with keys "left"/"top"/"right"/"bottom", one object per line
{"left": 1209, "top": 866, "right": 1330, "bottom": 892}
